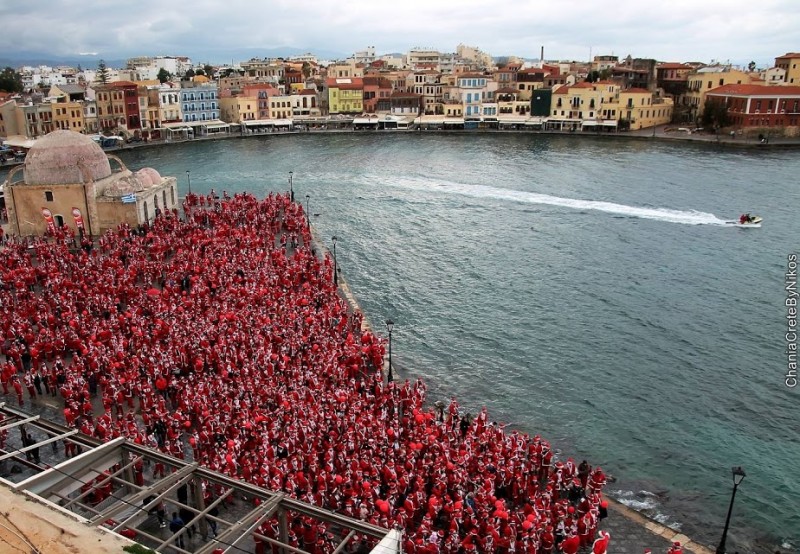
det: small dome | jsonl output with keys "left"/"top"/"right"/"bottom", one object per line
{"left": 103, "top": 174, "right": 145, "bottom": 197}
{"left": 135, "top": 168, "right": 162, "bottom": 188}
{"left": 24, "top": 130, "right": 112, "bottom": 186}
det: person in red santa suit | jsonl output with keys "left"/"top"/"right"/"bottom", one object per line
{"left": 592, "top": 530, "right": 611, "bottom": 554}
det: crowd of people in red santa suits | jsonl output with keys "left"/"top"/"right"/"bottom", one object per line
{"left": 0, "top": 191, "right": 610, "bottom": 553}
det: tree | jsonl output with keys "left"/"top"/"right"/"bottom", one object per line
{"left": 184, "top": 68, "right": 195, "bottom": 79}
{"left": 748, "top": 60, "right": 756, "bottom": 72}
{"left": 302, "top": 62, "right": 312, "bottom": 80}
{"left": 585, "top": 70, "right": 600, "bottom": 83}
{"left": 0, "top": 67, "right": 23, "bottom": 93}
{"left": 224, "top": 68, "right": 236, "bottom": 78}
{"left": 701, "top": 98, "right": 730, "bottom": 129}
{"left": 195, "top": 69, "right": 205, "bottom": 76}
{"left": 203, "top": 64, "right": 213, "bottom": 76}
{"left": 96, "top": 59, "right": 110, "bottom": 84}
{"left": 156, "top": 68, "right": 172, "bottom": 84}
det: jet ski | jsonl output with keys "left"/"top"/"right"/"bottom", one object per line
{"left": 726, "top": 214, "right": 762, "bottom": 227}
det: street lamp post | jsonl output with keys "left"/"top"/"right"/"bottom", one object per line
{"left": 385, "top": 319, "right": 394, "bottom": 382}
{"left": 305, "top": 194, "right": 310, "bottom": 229}
{"left": 331, "top": 235, "right": 338, "bottom": 286}
{"left": 716, "top": 466, "right": 746, "bottom": 554}
{"left": 289, "top": 171, "right": 294, "bottom": 202}
{"left": 186, "top": 170, "right": 192, "bottom": 195}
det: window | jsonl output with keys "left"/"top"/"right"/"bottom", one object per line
{"left": 45, "top": 191, "right": 54, "bottom": 202}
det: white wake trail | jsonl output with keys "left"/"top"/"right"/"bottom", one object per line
{"left": 390, "top": 178, "right": 729, "bottom": 226}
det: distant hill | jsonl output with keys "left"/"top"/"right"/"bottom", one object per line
{"left": 0, "top": 51, "right": 126, "bottom": 69}
{"left": 0, "top": 46, "right": 348, "bottom": 69}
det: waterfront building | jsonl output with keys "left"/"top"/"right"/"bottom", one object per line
{"left": 496, "top": 87, "right": 531, "bottom": 120}
{"left": 83, "top": 100, "right": 98, "bottom": 134}
{"left": 515, "top": 68, "right": 550, "bottom": 100}
{"left": 618, "top": 88, "right": 674, "bottom": 129}
{"left": 290, "top": 89, "right": 321, "bottom": 117}
{"left": 410, "top": 71, "right": 444, "bottom": 114}
{"left": 50, "top": 97, "right": 86, "bottom": 133}
{"left": 362, "top": 77, "right": 393, "bottom": 113}
{"left": 93, "top": 81, "right": 142, "bottom": 132}
{"left": 706, "top": 84, "right": 800, "bottom": 128}
{"left": 0, "top": 99, "right": 18, "bottom": 137}
{"left": 18, "top": 102, "right": 55, "bottom": 138}
{"left": 327, "top": 78, "right": 364, "bottom": 114}
{"left": 179, "top": 81, "right": 219, "bottom": 123}
{"left": 219, "top": 92, "right": 258, "bottom": 123}
{"left": 3, "top": 130, "right": 178, "bottom": 236}
{"left": 242, "top": 83, "right": 279, "bottom": 119}
{"left": 551, "top": 82, "right": 605, "bottom": 130}
{"left": 685, "top": 66, "right": 760, "bottom": 120}
{"left": 456, "top": 73, "right": 493, "bottom": 119}
{"left": 774, "top": 52, "right": 800, "bottom": 84}
{"left": 389, "top": 90, "right": 423, "bottom": 116}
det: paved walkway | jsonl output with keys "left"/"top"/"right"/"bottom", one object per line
{"left": 601, "top": 499, "right": 714, "bottom": 554}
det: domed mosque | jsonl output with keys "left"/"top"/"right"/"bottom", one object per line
{"left": 3, "top": 130, "right": 178, "bottom": 237}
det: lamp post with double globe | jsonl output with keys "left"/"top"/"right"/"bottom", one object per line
{"left": 305, "top": 194, "right": 310, "bottom": 229}
{"left": 716, "top": 466, "right": 746, "bottom": 554}
{"left": 186, "top": 170, "right": 192, "bottom": 195}
{"left": 289, "top": 171, "right": 294, "bottom": 202}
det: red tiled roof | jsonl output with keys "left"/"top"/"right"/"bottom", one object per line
{"left": 707, "top": 84, "right": 800, "bottom": 96}
{"left": 776, "top": 53, "right": 800, "bottom": 59}
{"left": 553, "top": 85, "right": 570, "bottom": 94}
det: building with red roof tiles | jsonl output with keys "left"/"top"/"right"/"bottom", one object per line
{"left": 706, "top": 84, "right": 800, "bottom": 128}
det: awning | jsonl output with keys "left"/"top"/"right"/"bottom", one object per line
{"left": 498, "top": 118, "right": 529, "bottom": 124}
{"left": 353, "top": 117, "right": 379, "bottom": 125}
{"left": 443, "top": 118, "right": 465, "bottom": 125}
{"left": 203, "top": 121, "right": 230, "bottom": 130}
{"left": 525, "top": 119, "right": 546, "bottom": 126}
{"left": 581, "top": 121, "right": 599, "bottom": 126}
{"left": 419, "top": 118, "right": 445, "bottom": 124}
{"left": 242, "top": 119, "right": 273, "bottom": 127}
{"left": 2, "top": 136, "right": 37, "bottom": 149}
{"left": 271, "top": 119, "right": 294, "bottom": 126}
{"left": 161, "top": 121, "right": 191, "bottom": 129}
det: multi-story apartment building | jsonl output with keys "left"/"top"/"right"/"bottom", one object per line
{"left": 219, "top": 93, "right": 258, "bottom": 123}
{"left": 410, "top": 71, "right": 443, "bottom": 114}
{"left": 240, "top": 59, "right": 285, "bottom": 83}
{"left": 618, "top": 89, "right": 673, "bottom": 129}
{"left": 18, "top": 102, "right": 55, "bottom": 138}
{"left": 51, "top": 99, "right": 86, "bottom": 132}
{"left": 327, "top": 78, "right": 364, "bottom": 114}
{"left": 774, "top": 53, "right": 800, "bottom": 84}
{"left": 179, "top": 82, "right": 219, "bottom": 123}
{"left": 291, "top": 90, "right": 321, "bottom": 118}
{"left": 408, "top": 48, "right": 442, "bottom": 70}
{"left": 93, "top": 81, "right": 141, "bottom": 131}
{"left": 362, "top": 77, "right": 393, "bottom": 114}
{"left": 457, "top": 74, "right": 492, "bottom": 118}
{"left": 268, "top": 94, "right": 294, "bottom": 120}
{"left": 242, "top": 83, "right": 280, "bottom": 120}
{"left": 685, "top": 66, "right": 759, "bottom": 120}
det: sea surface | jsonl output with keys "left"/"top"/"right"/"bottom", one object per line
{"left": 10, "top": 132, "right": 800, "bottom": 552}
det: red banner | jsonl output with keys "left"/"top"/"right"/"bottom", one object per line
{"left": 71, "top": 207, "right": 85, "bottom": 230}
{"left": 41, "top": 207, "right": 56, "bottom": 234}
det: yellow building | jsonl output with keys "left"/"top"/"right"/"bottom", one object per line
{"left": 51, "top": 99, "right": 86, "bottom": 133}
{"left": 618, "top": 89, "right": 674, "bottom": 129}
{"left": 775, "top": 52, "right": 800, "bottom": 85}
{"left": 267, "top": 95, "right": 293, "bottom": 120}
{"left": 326, "top": 78, "right": 364, "bottom": 114}
{"left": 219, "top": 94, "right": 258, "bottom": 122}
{"left": 686, "top": 67, "right": 758, "bottom": 118}
{"left": 3, "top": 130, "right": 178, "bottom": 237}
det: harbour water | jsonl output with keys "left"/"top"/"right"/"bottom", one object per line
{"left": 14, "top": 132, "right": 800, "bottom": 552}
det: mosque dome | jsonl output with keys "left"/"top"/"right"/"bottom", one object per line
{"left": 135, "top": 168, "right": 162, "bottom": 188}
{"left": 23, "top": 130, "right": 112, "bottom": 186}
{"left": 103, "top": 174, "right": 146, "bottom": 197}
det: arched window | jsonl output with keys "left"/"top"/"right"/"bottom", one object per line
{"left": 143, "top": 201, "right": 149, "bottom": 222}
{"left": 171, "top": 186, "right": 175, "bottom": 205}
{"left": 163, "top": 190, "right": 167, "bottom": 208}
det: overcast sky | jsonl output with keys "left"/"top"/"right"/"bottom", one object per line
{"left": 2, "top": 0, "right": 798, "bottom": 67}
